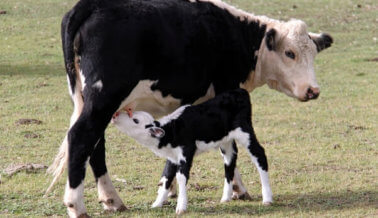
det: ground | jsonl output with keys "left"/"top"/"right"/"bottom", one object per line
{"left": 0, "top": 0, "right": 377, "bottom": 217}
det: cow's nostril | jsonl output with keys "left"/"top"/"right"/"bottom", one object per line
{"left": 306, "top": 87, "right": 320, "bottom": 100}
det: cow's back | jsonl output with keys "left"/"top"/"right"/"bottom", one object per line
{"left": 77, "top": 0, "right": 261, "bottom": 104}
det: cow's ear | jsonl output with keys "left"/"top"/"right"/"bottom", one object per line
{"left": 149, "top": 127, "right": 165, "bottom": 139}
{"left": 266, "top": 28, "right": 278, "bottom": 51}
{"left": 309, "top": 33, "right": 333, "bottom": 52}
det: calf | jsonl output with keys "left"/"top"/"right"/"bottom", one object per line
{"left": 112, "top": 89, "right": 272, "bottom": 214}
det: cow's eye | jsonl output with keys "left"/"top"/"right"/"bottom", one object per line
{"left": 285, "top": 50, "right": 296, "bottom": 59}
{"left": 133, "top": 119, "right": 139, "bottom": 124}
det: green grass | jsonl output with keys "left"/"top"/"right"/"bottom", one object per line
{"left": 0, "top": 0, "right": 377, "bottom": 217}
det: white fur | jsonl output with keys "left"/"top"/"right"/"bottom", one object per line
{"left": 152, "top": 177, "right": 169, "bottom": 208}
{"left": 220, "top": 178, "right": 233, "bottom": 202}
{"left": 159, "top": 105, "right": 190, "bottom": 126}
{"left": 97, "top": 173, "right": 125, "bottom": 211}
{"left": 64, "top": 181, "right": 86, "bottom": 218}
{"left": 250, "top": 156, "right": 273, "bottom": 204}
{"left": 176, "top": 172, "right": 188, "bottom": 214}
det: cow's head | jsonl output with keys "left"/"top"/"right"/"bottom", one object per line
{"left": 256, "top": 19, "right": 333, "bottom": 101}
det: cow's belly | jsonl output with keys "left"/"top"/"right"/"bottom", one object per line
{"left": 118, "top": 80, "right": 215, "bottom": 118}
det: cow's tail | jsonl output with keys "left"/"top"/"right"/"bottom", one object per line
{"left": 45, "top": 0, "right": 95, "bottom": 196}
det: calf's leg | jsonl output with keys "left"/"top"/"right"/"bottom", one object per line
{"left": 220, "top": 142, "right": 238, "bottom": 202}
{"left": 152, "top": 160, "right": 178, "bottom": 208}
{"left": 175, "top": 154, "right": 194, "bottom": 215}
{"left": 238, "top": 127, "right": 273, "bottom": 205}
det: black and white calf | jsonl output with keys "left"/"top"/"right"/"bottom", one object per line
{"left": 112, "top": 89, "right": 272, "bottom": 214}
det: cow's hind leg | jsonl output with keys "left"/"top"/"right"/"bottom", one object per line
{"left": 64, "top": 92, "right": 124, "bottom": 217}
{"left": 238, "top": 127, "right": 273, "bottom": 205}
{"left": 152, "top": 160, "right": 178, "bottom": 208}
{"left": 89, "top": 135, "right": 127, "bottom": 212}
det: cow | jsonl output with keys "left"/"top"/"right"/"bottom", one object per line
{"left": 112, "top": 89, "right": 270, "bottom": 214}
{"left": 46, "top": 0, "right": 333, "bottom": 217}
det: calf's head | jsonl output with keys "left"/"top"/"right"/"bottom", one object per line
{"left": 257, "top": 19, "right": 333, "bottom": 101}
{"left": 112, "top": 111, "right": 165, "bottom": 145}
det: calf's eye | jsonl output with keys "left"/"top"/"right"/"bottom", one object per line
{"left": 133, "top": 119, "right": 139, "bottom": 124}
{"left": 285, "top": 50, "right": 295, "bottom": 59}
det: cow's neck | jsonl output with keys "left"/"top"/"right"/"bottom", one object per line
{"left": 240, "top": 14, "right": 281, "bottom": 92}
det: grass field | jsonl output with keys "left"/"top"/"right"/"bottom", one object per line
{"left": 0, "top": 0, "right": 377, "bottom": 217}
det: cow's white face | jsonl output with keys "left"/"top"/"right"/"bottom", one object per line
{"left": 256, "top": 19, "right": 333, "bottom": 101}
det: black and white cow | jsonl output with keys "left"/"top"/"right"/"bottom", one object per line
{"left": 112, "top": 89, "right": 269, "bottom": 214}
{"left": 46, "top": 0, "right": 332, "bottom": 217}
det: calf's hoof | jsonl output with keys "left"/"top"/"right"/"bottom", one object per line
{"left": 263, "top": 201, "right": 273, "bottom": 206}
{"left": 220, "top": 198, "right": 231, "bottom": 203}
{"left": 176, "top": 209, "right": 186, "bottom": 216}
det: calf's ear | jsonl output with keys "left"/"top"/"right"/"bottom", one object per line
{"left": 309, "top": 33, "right": 333, "bottom": 52}
{"left": 265, "top": 28, "right": 278, "bottom": 51}
{"left": 149, "top": 127, "right": 165, "bottom": 139}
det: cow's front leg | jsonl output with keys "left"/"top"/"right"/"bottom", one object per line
{"left": 64, "top": 119, "right": 99, "bottom": 217}
{"left": 64, "top": 94, "right": 121, "bottom": 217}
{"left": 90, "top": 135, "right": 126, "bottom": 212}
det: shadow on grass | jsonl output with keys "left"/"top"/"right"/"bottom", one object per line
{"left": 0, "top": 64, "right": 64, "bottom": 77}
{"left": 124, "top": 189, "right": 377, "bottom": 216}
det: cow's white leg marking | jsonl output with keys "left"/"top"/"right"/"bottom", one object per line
{"left": 152, "top": 177, "right": 170, "bottom": 208}
{"left": 250, "top": 156, "right": 273, "bottom": 205}
{"left": 97, "top": 173, "right": 126, "bottom": 211}
{"left": 64, "top": 181, "right": 87, "bottom": 218}
{"left": 175, "top": 172, "right": 188, "bottom": 215}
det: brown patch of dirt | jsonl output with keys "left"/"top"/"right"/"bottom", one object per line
{"left": 189, "top": 183, "right": 218, "bottom": 191}
{"left": 24, "top": 132, "right": 40, "bottom": 139}
{"left": 3, "top": 163, "right": 47, "bottom": 176}
{"left": 0, "top": 11, "right": 6, "bottom": 15}
{"left": 366, "top": 58, "right": 378, "bottom": 62}
{"left": 15, "top": 119, "right": 42, "bottom": 125}
{"left": 348, "top": 125, "right": 367, "bottom": 130}
{"left": 35, "top": 82, "right": 49, "bottom": 88}
{"left": 132, "top": 186, "right": 144, "bottom": 190}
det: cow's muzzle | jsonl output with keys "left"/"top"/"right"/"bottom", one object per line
{"left": 301, "top": 87, "right": 320, "bottom": 101}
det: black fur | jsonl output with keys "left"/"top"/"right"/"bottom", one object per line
{"left": 63, "top": 0, "right": 268, "bottom": 189}
{"left": 148, "top": 89, "right": 269, "bottom": 209}
{"left": 265, "top": 28, "right": 277, "bottom": 51}
{"left": 311, "top": 33, "right": 333, "bottom": 52}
